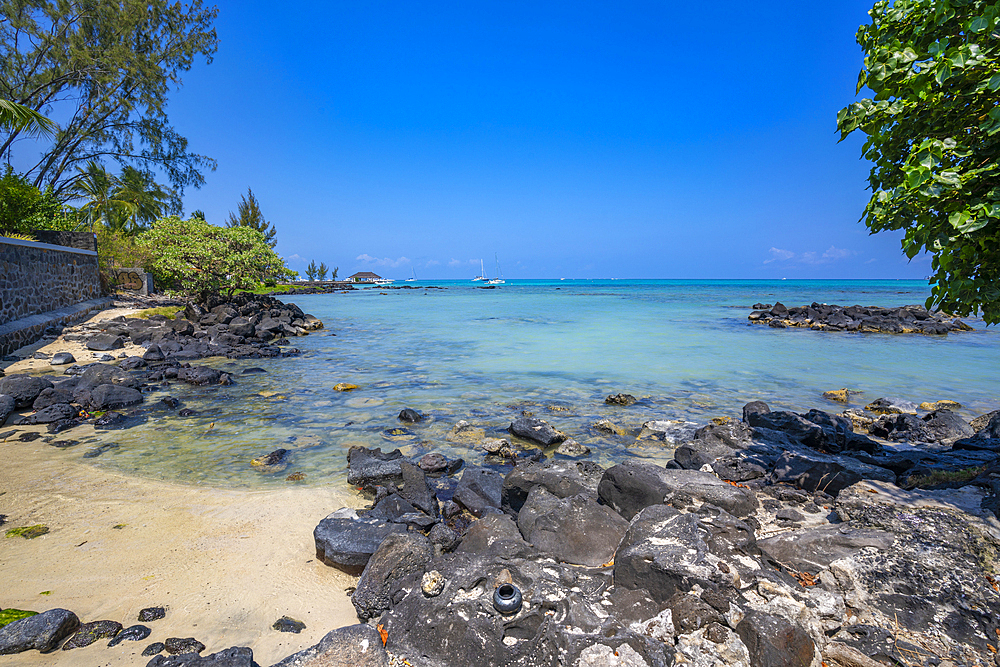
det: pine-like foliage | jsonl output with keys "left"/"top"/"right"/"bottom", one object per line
{"left": 226, "top": 188, "right": 276, "bottom": 248}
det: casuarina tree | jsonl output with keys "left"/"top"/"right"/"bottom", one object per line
{"left": 226, "top": 188, "right": 277, "bottom": 248}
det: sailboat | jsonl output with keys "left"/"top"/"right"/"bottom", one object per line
{"left": 405, "top": 268, "right": 417, "bottom": 282}
{"left": 484, "top": 254, "right": 505, "bottom": 285}
{"left": 472, "top": 259, "right": 485, "bottom": 282}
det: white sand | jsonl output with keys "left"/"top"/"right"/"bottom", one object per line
{"left": 1, "top": 430, "right": 362, "bottom": 667}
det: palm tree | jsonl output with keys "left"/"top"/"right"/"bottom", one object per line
{"left": 114, "top": 166, "right": 173, "bottom": 233}
{"left": 0, "top": 99, "right": 57, "bottom": 138}
{"left": 71, "top": 161, "right": 126, "bottom": 231}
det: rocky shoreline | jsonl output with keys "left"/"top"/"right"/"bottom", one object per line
{"left": 1, "top": 297, "right": 998, "bottom": 666}
{"left": 748, "top": 302, "right": 975, "bottom": 334}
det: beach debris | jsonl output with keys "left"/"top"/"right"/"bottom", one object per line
{"left": 138, "top": 607, "right": 165, "bottom": 622}
{"left": 251, "top": 448, "right": 288, "bottom": 467}
{"left": 333, "top": 382, "right": 358, "bottom": 391}
{"left": 272, "top": 616, "right": 306, "bottom": 633}
{"left": 605, "top": 393, "right": 637, "bottom": 406}
{"left": 107, "top": 624, "right": 150, "bottom": 647}
{"left": 493, "top": 583, "right": 522, "bottom": 615}
{"left": 164, "top": 637, "right": 206, "bottom": 654}
{"left": 61, "top": 620, "right": 123, "bottom": 650}
{"left": 5, "top": 525, "right": 49, "bottom": 539}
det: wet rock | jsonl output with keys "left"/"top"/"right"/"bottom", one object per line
{"left": 89, "top": 384, "right": 143, "bottom": 410}
{"left": 352, "top": 532, "right": 434, "bottom": 620}
{"left": 138, "top": 607, "right": 166, "bottom": 622}
{"left": 0, "top": 608, "right": 79, "bottom": 654}
{"left": 0, "top": 375, "right": 53, "bottom": 408}
{"left": 93, "top": 411, "right": 128, "bottom": 429}
{"left": 452, "top": 466, "right": 503, "bottom": 517}
{"left": 313, "top": 508, "right": 408, "bottom": 575}
{"left": 160, "top": 396, "right": 180, "bottom": 409}
{"left": 241, "top": 367, "right": 266, "bottom": 374}
{"left": 919, "top": 399, "right": 962, "bottom": 411}
{"left": 502, "top": 459, "right": 605, "bottom": 514}
{"left": 347, "top": 446, "right": 404, "bottom": 488}
{"left": 613, "top": 504, "right": 757, "bottom": 604}
{"left": 605, "top": 393, "right": 638, "bottom": 406}
{"left": 366, "top": 494, "right": 417, "bottom": 522}
{"left": 107, "top": 623, "right": 150, "bottom": 646}
{"left": 822, "top": 389, "right": 851, "bottom": 402}
{"left": 146, "top": 646, "right": 254, "bottom": 666}
{"left": 333, "top": 382, "right": 358, "bottom": 391}
{"left": 270, "top": 624, "right": 388, "bottom": 667}
{"left": 971, "top": 410, "right": 1000, "bottom": 434}
{"left": 75, "top": 363, "right": 139, "bottom": 391}
{"left": 31, "top": 387, "right": 73, "bottom": 410}
{"left": 14, "top": 403, "right": 78, "bottom": 425}
{"left": 598, "top": 463, "right": 759, "bottom": 520}
{"left": 481, "top": 437, "right": 516, "bottom": 458}
{"left": 736, "top": 610, "right": 815, "bottom": 667}
{"left": 83, "top": 442, "right": 120, "bottom": 458}
{"left": 178, "top": 408, "right": 196, "bottom": 417}
{"left": 592, "top": 419, "right": 631, "bottom": 436}
{"left": 508, "top": 416, "right": 566, "bottom": 446}
{"left": 398, "top": 408, "right": 422, "bottom": 422}
{"left": 742, "top": 400, "right": 771, "bottom": 423}
{"left": 639, "top": 419, "right": 699, "bottom": 444}
{"left": 164, "top": 637, "right": 206, "bottom": 655}
{"left": 50, "top": 352, "right": 76, "bottom": 366}
{"left": 62, "top": 620, "right": 123, "bottom": 650}
{"left": 176, "top": 366, "right": 223, "bottom": 385}
{"left": 272, "top": 616, "right": 305, "bottom": 633}
{"left": 143, "top": 642, "right": 166, "bottom": 656}
{"left": 416, "top": 452, "right": 459, "bottom": 474}
{"left": 516, "top": 487, "right": 628, "bottom": 566}
{"left": 86, "top": 334, "right": 125, "bottom": 351}
{"left": 251, "top": 448, "right": 288, "bottom": 467}
{"left": 555, "top": 439, "right": 590, "bottom": 457}
{"left": 865, "top": 397, "right": 917, "bottom": 414}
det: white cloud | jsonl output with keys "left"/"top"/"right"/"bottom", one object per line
{"left": 822, "top": 246, "right": 853, "bottom": 260}
{"left": 284, "top": 254, "right": 308, "bottom": 267}
{"left": 447, "top": 258, "right": 462, "bottom": 267}
{"left": 425, "top": 259, "right": 441, "bottom": 266}
{"left": 356, "top": 254, "right": 410, "bottom": 268}
{"left": 764, "top": 247, "right": 795, "bottom": 264}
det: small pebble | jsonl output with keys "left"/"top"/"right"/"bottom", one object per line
{"left": 138, "top": 607, "right": 166, "bottom": 622}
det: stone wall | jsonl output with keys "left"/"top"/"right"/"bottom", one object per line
{"left": 0, "top": 237, "right": 101, "bottom": 326}
{"left": 32, "top": 230, "right": 98, "bottom": 252}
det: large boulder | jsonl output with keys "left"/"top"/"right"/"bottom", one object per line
{"left": 613, "top": 504, "right": 759, "bottom": 605}
{"left": 270, "top": 624, "right": 388, "bottom": 667}
{"left": 176, "top": 366, "right": 223, "bottom": 385}
{"left": 501, "top": 459, "right": 605, "bottom": 514}
{"left": 516, "top": 488, "right": 627, "bottom": 567}
{"left": 32, "top": 387, "right": 73, "bottom": 410}
{"left": 14, "top": 403, "right": 79, "bottom": 425}
{"left": 834, "top": 480, "right": 1000, "bottom": 655}
{"left": 313, "top": 508, "right": 407, "bottom": 575}
{"left": 598, "top": 463, "right": 758, "bottom": 520}
{"left": 88, "top": 384, "right": 143, "bottom": 410}
{"left": 352, "top": 532, "right": 434, "bottom": 621}
{"left": 85, "top": 333, "right": 124, "bottom": 351}
{"left": 735, "top": 610, "right": 815, "bottom": 667}
{"left": 75, "top": 364, "right": 139, "bottom": 391}
{"left": 454, "top": 513, "right": 535, "bottom": 560}
{"left": 0, "top": 375, "right": 53, "bottom": 408}
{"left": 0, "top": 608, "right": 80, "bottom": 654}
{"left": 508, "top": 416, "right": 565, "bottom": 446}
{"left": 347, "top": 446, "right": 404, "bottom": 488}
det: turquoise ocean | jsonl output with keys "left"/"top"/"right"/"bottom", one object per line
{"left": 78, "top": 279, "right": 1000, "bottom": 489}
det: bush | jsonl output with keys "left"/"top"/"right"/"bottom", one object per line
{"left": 139, "top": 216, "right": 294, "bottom": 303}
{"left": 95, "top": 225, "right": 155, "bottom": 293}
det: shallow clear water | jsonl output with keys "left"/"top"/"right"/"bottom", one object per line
{"left": 79, "top": 279, "right": 1000, "bottom": 489}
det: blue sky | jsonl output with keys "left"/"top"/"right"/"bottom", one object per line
{"left": 34, "top": 1, "right": 937, "bottom": 280}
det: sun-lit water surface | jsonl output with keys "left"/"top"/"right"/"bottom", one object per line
{"left": 76, "top": 279, "right": 1000, "bottom": 489}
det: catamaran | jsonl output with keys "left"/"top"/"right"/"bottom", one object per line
{"left": 484, "top": 254, "right": 505, "bottom": 285}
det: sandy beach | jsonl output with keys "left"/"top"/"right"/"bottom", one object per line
{"left": 1, "top": 414, "right": 361, "bottom": 666}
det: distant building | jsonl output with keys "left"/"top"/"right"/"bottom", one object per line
{"left": 347, "top": 271, "right": 384, "bottom": 283}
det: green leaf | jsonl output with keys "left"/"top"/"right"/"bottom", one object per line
{"left": 936, "top": 62, "right": 952, "bottom": 84}
{"left": 990, "top": 74, "right": 1000, "bottom": 91}
{"left": 969, "top": 16, "right": 989, "bottom": 32}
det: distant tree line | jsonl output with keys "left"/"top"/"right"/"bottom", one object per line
{"left": 304, "top": 261, "right": 338, "bottom": 281}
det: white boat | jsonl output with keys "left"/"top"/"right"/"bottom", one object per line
{"left": 405, "top": 268, "right": 416, "bottom": 282}
{"left": 484, "top": 254, "right": 505, "bottom": 285}
{"left": 472, "top": 259, "right": 485, "bottom": 281}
